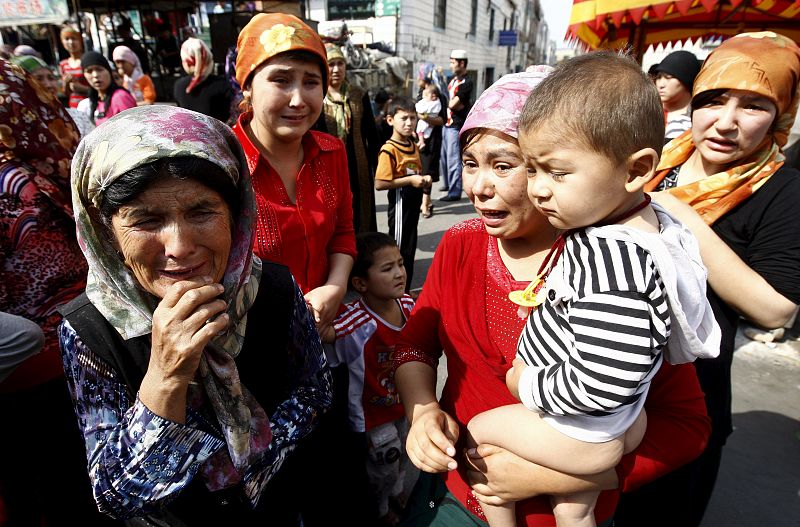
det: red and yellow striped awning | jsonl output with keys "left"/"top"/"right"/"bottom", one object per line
{"left": 568, "top": 0, "right": 800, "bottom": 50}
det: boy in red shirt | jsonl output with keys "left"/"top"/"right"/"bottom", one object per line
{"left": 323, "top": 232, "right": 415, "bottom": 524}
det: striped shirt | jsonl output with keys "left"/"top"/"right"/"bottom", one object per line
{"left": 333, "top": 295, "right": 415, "bottom": 432}
{"left": 665, "top": 113, "right": 692, "bottom": 140}
{"left": 517, "top": 229, "right": 670, "bottom": 441}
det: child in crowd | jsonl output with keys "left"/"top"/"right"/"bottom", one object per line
{"left": 323, "top": 232, "right": 415, "bottom": 526}
{"left": 415, "top": 83, "right": 441, "bottom": 152}
{"left": 375, "top": 97, "right": 432, "bottom": 291}
{"left": 466, "top": 52, "right": 720, "bottom": 527}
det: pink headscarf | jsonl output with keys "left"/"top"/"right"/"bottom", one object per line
{"left": 460, "top": 66, "right": 553, "bottom": 140}
{"left": 112, "top": 45, "right": 144, "bottom": 93}
{"left": 180, "top": 38, "right": 215, "bottom": 94}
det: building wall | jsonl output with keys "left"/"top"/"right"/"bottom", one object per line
{"left": 399, "top": 0, "right": 529, "bottom": 96}
{"left": 310, "top": 0, "right": 531, "bottom": 98}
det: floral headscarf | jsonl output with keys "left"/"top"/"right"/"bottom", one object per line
{"left": 1, "top": 59, "right": 80, "bottom": 215}
{"left": 180, "top": 38, "right": 215, "bottom": 94}
{"left": 647, "top": 32, "right": 800, "bottom": 225}
{"left": 235, "top": 13, "right": 328, "bottom": 91}
{"left": 112, "top": 45, "right": 144, "bottom": 94}
{"left": 460, "top": 67, "right": 554, "bottom": 140}
{"left": 71, "top": 105, "right": 271, "bottom": 473}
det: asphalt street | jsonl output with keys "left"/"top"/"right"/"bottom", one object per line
{"left": 375, "top": 188, "right": 800, "bottom": 527}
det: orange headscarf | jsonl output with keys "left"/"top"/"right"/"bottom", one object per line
{"left": 647, "top": 32, "right": 800, "bottom": 225}
{"left": 234, "top": 13, "right": 328, "bottom": 91}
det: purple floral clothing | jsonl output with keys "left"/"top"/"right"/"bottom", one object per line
{"left": 60, "top": 281, "right": 332, "bottom": 518}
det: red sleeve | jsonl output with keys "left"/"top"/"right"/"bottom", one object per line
{"left": 615, "top": 361, "right": 711, "bottom": 491}
{"left": 394, "top": 227, "right": 453, "bottom": 370}
{"left": 325, "top": 146, "right": 357, "bottom": 259}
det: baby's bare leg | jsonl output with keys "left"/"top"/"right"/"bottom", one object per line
{"left": 623, "top": 410, "right": 647, "bottom": 454}
{"left": 467, "top": 404, "right": 624, "bottom": 475}
{"left": 480, "top": 501, "right": 518, "bottom": 527}
{"left": 552, "top": 491, "right": 599, "bottom": 527}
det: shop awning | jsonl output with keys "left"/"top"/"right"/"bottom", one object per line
{"left": 0, "top": 0, "right": 69, "bottom": 27}
{"left": 568, "top": 0, "right": 800, "bottom": 51}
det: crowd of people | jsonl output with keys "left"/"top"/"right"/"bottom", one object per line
{"left": 1, "top": 9, "right": 799, "bottom": 527}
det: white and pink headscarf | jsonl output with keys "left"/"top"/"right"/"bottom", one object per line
{"left": 460, "top": 66, "right": 554, "bottom": 140}
{"left": 112, "top": 45, "right": 144, "bottom": 94}
{"left": 180, "top": 37, "right": 215, "bottom": 94}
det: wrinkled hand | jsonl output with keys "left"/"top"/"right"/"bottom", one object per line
{"left": 304, "top": 283, "right": 345, "bottom": 329}
{"left": 465, "top": 444, "right": 542, "bottom": 506}
{"left": 505, "top": 358, "right": 526, "bottom": 401}
{"left": 406, "top": 405, "right": 461, "bottom": 473}
{"left": 149, "top": 277, "right": 228, "bottom": 386}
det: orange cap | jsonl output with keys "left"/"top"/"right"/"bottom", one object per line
{"left": 235, "top": 13, "right": 328, "bottom": 90}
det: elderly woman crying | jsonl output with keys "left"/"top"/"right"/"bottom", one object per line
{"left": 59, "top": 105, "right": 332, "bottom": 524}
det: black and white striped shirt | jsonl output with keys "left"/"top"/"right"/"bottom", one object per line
{"left": 517, "top": 229, "right": 670, "bottom": 440}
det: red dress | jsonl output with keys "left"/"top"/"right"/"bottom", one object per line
{"left": 233, "top": 114, "right": 356, "bottom": 294}
{"left": 395, "top": 219, "right": 711, "bottom": 526}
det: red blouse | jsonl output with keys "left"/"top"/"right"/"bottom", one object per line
{"left": 233, "top": 114, "right": 356, "bottom": 293}
{"left": 59, "top": 58, "right": 88, "bottom": 109}
{"left": 395, "top": 219, "right": 711, "bottom": 526}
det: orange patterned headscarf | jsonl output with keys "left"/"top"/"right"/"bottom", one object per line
{"left": 234, "top": 13, "right": 328, "bottom": 90}
{"left": 648, "top": 32, "right": 800, "bottom": 225}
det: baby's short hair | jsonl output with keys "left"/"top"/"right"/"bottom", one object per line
{"left": 519, "top": 51, "right": 664, "bottom": 164}
{"left": 351, "top": 232, "right": 399, "bottom": 281}
{"left": 387, "top": 96, "right": 416, "bottom": 117}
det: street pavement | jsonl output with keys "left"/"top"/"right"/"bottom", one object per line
{"left": 375, "top": 188, "right": 800, "bottom": 527}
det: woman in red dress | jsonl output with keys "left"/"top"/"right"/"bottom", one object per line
{"left": 395, "top": 69, "right": 711, "bottom": 527}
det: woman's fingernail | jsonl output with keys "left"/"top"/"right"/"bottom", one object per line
{"left": 446, "top": 447, "right": 456, "bottom": 456}
{"left": 203, "top": 276, "right": 212, "bottom": 283}
{"left": 467, "top": 448, "right": 477, "bottom": 457}
{"left": 447, "top": 461, "right": 457, "bottom": 470}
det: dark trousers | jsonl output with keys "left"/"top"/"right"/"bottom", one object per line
{"left": 614, "top": 442, "right": 724, "bottom": 527}
{"left": 0, "top": 377, "right": 120, "bottom": 526}
{"left": 387, "top": 186, "right": 423, "bottom": 292}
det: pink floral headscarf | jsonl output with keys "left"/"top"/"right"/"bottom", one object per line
{"left": 460, "top": 66, "right": 553, "bottom": 140}
{"left": 71, "top": 105, "right": 271, "bottom": 479}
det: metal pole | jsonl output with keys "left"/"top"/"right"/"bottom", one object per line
{"left": 72, "top": 0, "right": 84, "bottom": 35}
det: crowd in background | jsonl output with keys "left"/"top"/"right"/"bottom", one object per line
{"left": 1, "top": 11, "right": 799, "bottom": 527}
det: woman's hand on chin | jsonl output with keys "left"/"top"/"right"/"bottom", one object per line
{"left": 406, "top": 404, "right": 461, "bottom": 474}
{"left": 304, "top": 283, "right": 346, "bottom": 329}
{"left": 149, "top": 277, "right": 229, "bottom": 386}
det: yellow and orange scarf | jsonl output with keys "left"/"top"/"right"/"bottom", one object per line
{"left": 647, "top": 32, "right": 800, "bottom": 225}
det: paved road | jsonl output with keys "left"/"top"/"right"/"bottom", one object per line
{"left": 375, "top": 189, "right": 800, "bottom": 526}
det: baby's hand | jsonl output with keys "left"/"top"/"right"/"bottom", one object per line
{"left": 505, "top": 358, "right": 527, "bottom": 401}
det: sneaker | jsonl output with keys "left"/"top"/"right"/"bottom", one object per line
{"left": 438, "top": 186, "right": 449, "bottom": 192}
{"left": 439, "top": 195, "right": 461, "bottom": 202}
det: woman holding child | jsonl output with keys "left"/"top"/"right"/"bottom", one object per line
{"left": 395, "top": 67, "right": 712, "bottom": 526}
{"left": 616, "top": 32, "right": 800, "bottom": 527}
